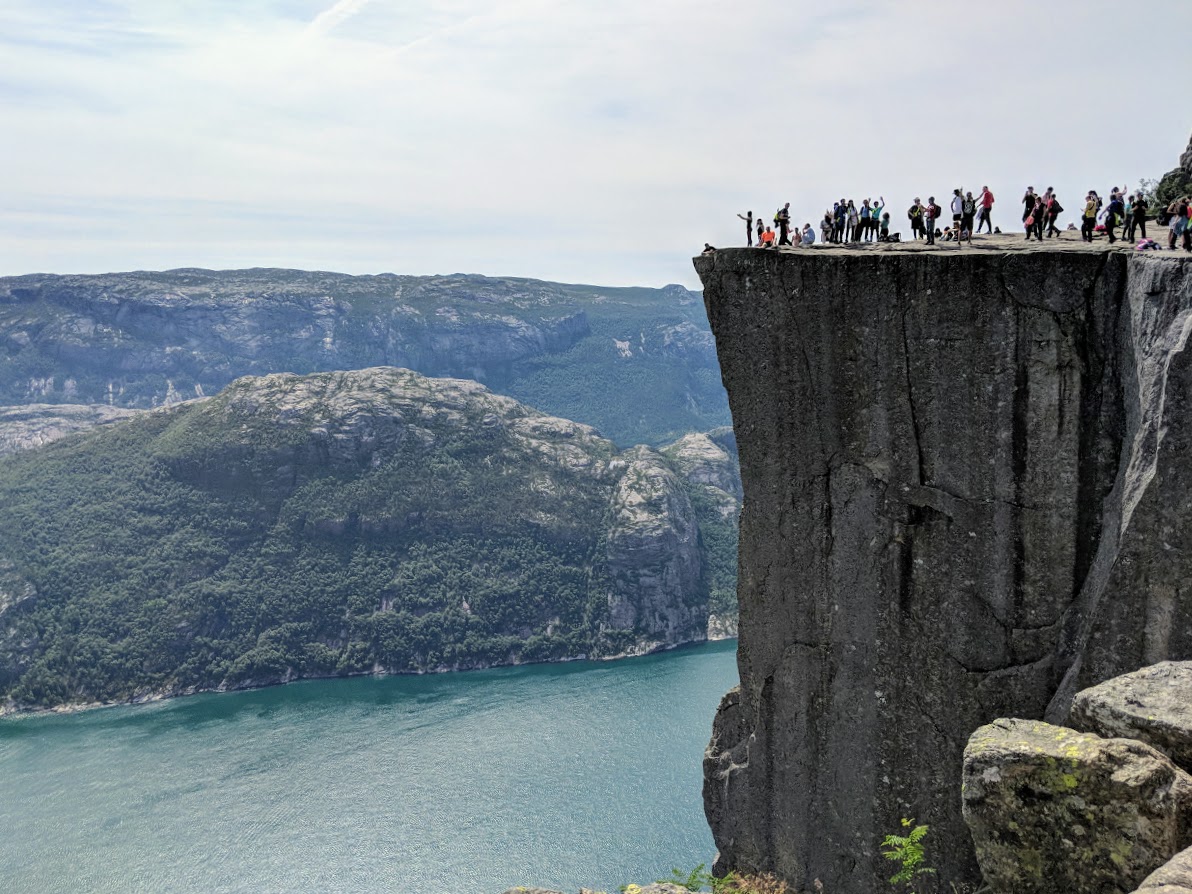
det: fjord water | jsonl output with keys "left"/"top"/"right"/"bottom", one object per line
{"left": 0, "top": 639, "right": 738, "bottom": 894}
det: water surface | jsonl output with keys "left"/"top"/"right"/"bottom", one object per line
{"left": 0, "top": 640, "right": 738, "bottom": 894}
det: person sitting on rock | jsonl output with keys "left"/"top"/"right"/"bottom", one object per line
{"left": 702, "top": 243, "right": 717, "bottom": 255}
{"left": 801, "top": 223, "right": 816, "bottom": 245}
{"left": 821, "top": 212, "right": 833, "bottom": 244}
{"left": 759, "top": 225, "right": 777, "bottom": 248}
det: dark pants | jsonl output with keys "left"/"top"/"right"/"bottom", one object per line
{"left": 779, "top": 222, "right": 790, "bottom": 245}
{"left": 745, "top": 225, "right": 752, "bottom": 247}
{"left": 1127, "top": 217, "right": 1147, "bottom": 241}
{"left": 1082, "top": 216, "right": 1095, "bottom": 241}
{"left": 1046, "top": 214, "right": 1060, "bottom": 237}
{"left": 1106, "top": 218, "right": 1117, "bottom": 244}
{"left": 977, "top": 208, "right": 992, "bottom": 233}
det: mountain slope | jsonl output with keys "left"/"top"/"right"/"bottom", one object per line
{"left": 0, "top": 367, "right": 737, "bottom": 712}
{"left": 0, "top": 269, "right": 726, "bottom": 446}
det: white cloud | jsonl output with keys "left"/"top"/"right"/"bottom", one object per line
{"left": 305, "top": 0, "right": 374, "bottom": 38}
{"left": 0, "top": 0, "right": 1189, "bottom": 287}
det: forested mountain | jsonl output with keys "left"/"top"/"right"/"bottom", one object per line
{"left": 0, "top": 269, "right": 727, "bottom": 446}
{"left": 0, "top": 368, "right": 738, "bottom": 712}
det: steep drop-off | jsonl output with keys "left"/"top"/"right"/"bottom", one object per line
{"left": 0, "top": 269, "right": 725, "bottom": 446}
{"left": 0, "top": 368, "right": 738, "bottom": 713}
{"left": 695, "top": 242, "right": 1192, "bottom": 892}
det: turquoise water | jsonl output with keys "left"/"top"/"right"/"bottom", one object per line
{"left": 0, "top": 640, "right": 738, "bottom": 894}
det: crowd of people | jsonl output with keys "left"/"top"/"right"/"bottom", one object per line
{"left": 725, "top": 186, "right": 1192, "bottom": 253}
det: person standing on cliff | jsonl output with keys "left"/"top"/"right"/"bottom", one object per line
{"left": 961, "top": 191, "right": 977, "bottom": 239}
{"left": 908, "top": 198, "right": 924, "bottom": 240}
{"left": 977, "top": 186, "right": 995, "bottom": 234}
{"left": 1082, "top": 192, "right": 1098, "bottom": 242}
{"left": 870, "top": 196, "right": 885, "bottom": 241}
{"left": 776, "top": 203, "right": 792, "bottom": 246}
{"left": 1022, "top": 186, "right": 1036, "bottom": 227}
{"left": 1129, "top": 194, "right": 1148, "bottom": 242}
{"left": 1045, "top": 194, "right": 1064, "bottom": 238}
{"left": 924, "top": 197, "right": 939, "bottom": 245}
{"left": 737, "top": 211, "right": 753, "bottom": 246}
{"left": 756, "top": 216, "right": 765, "bottom": 246}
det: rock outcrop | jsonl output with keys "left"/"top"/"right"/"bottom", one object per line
{"left": 962, "top": 718, "right": 1192, "bottom": 894}
{"left": 695, "top": 239, "right": 1192, "bottom": 892}
{"left": 0, "top": 403, "right": 143, "bottom": 455}
{"left": 1072, "top": 662, "right": 1192, "bottom": 771}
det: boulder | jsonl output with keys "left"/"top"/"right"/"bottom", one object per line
{"left": 962, "top": 718, "right": 1192, "bottom": 894}
{"left": 1135, "top": 844, "right": 1192, "bottom": 892}
{"left": 1072, "top": 662, "right": 1192, "bottom": 772}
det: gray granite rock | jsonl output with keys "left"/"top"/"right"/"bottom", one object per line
{"left": 1071, "top": 661, "right": 1192, "bottom": 772}
{"left": 0, "top": 403, "right": 143, "bottom": 455}
{"left": 963, "top": 718, "right": 1192, "bottom": 894}
{"left": 694, "top": 240, "right": 1192, "bottom": 893}
{"left": 1135, "top": 844, "right": 1192, "bottom": 892}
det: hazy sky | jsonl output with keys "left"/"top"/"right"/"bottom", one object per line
{"left": 2, "top": 1, "right": 1190, "bottom": 288}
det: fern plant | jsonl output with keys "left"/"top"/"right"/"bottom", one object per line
{"left": 881, "top": 818, "right": 935, "bottom": 890}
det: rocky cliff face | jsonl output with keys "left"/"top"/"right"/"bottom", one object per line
{"left": 0, "top": 403, "right": 144, "bottom": 455}
{"left": 0, "top": 367, "right": 732, "bottom": 713}
{"left": 695, "top": 241, "right": 1192, "bottom": 893}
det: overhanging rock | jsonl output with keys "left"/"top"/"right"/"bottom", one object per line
{"left": 695, "top": 240, "right": 1192, "bottom": 893}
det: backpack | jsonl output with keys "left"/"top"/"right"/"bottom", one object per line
{"left": 908, "top": 205, "right": 921, "bottom": 220}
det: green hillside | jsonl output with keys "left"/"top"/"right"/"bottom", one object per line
{"left": 0, "top": 368, "right": 738, "bottom": 712}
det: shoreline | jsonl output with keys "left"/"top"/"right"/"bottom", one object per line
{"left": 0, "top": 633, "right": 738, "bottom": 720}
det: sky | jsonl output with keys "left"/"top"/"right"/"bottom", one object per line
{"left": 1, "top": 0, "right": 1190, "bottom": 289}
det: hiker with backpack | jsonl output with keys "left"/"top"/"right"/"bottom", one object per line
{"left": 1045, "top": 194, "right": 1064, "bottom": 238}
{"left": 908, "top": 199, "right": 925, "bottom": 240}
{"left": 737, "top": 211, "right": 754, "bottom": 246}
{"left": 1100, "top": 192, "right": 1124, "bottom": 244}
{"left": 776, "top": 203, "right": 792, "bottom": 246}
{"left": 924, "top": 197, "right": 940, "bottom": 245}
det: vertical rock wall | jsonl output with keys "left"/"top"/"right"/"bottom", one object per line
{"left": 694, "top": 246, "right": 1192, "bottom": 893}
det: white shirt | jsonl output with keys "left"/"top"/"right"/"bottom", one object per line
{"left": 951, "top": 195, "right": 964, "bottom": 215}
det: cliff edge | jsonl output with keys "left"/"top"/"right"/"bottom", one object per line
{"left": 694, "top": 239, "right": 1192, "bottom": 892}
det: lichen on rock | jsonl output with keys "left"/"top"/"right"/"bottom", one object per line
{"left": 962, "top": 718, "right": 1192, "bottom": 894}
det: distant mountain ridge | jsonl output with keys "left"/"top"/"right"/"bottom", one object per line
{"left": 0, "top": 269, "right": 726, "bottom": 446}
{"left": 0, "top": 367, "right": 738, "bottom": 713}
